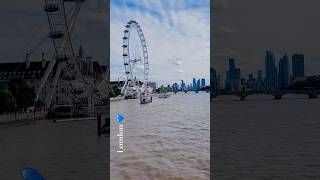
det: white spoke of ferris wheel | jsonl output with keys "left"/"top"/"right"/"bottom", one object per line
{"left": 44, "top": 63, "right": 63, "bottom": 108}
{"left": 121, "top": 80, "right": 129, "bottom": 95}
{"left": 34, "top": 55, "right": 58, "bottom": 107}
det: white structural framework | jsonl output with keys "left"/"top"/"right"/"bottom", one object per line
{"left": 121, "top": 20, "right": 149, "bottom": 97}
{"left": 35, "top": 0, "right": 107, "bottom": 111}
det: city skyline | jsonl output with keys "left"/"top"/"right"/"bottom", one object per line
{"left": 216, "top": 50, "right": 312, "bottom": 82}
{"left": 110, "top": 0, "right": 210, "bottom": 86}
{"left": 111, "top": 76, "right": 207, "bottom": 91}
{"left": 217, "top": 50, "right": 310, "bottom": 90}
{"left": 213, "top": 0, "right": 320, "bottom": 79}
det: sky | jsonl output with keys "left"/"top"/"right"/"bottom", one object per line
{"left": 213, "top": 0, "right": 320, "bottom": 82}
{"left": 110, "top": 0, "right": 210, "bottom": 87}
{"left": 0, "top": 0, "right": 108, "bottom": 64}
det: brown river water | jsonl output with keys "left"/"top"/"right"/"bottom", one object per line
{"left": 1, "top": 93, "right": 319, "bottom": 180}
{"left": 110, "top": 92, "right": 210, "bottom": 180}
{"left": 0, "top": 117, "right": 109, "bottom": 180}
{"left": 213, "top": 94, "right": 320, "bottom": 180}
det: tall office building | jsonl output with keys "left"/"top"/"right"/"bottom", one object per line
{"left": 292, "top": 53, "right": 305, "bottom": 80}
{"left": 233, "top": 68, "right": 241, "bottom": 90}
{"left": 247, "top": 74, "right": 255, "bottom": 89}
{"left": 265, "top": 50, "right": 276, "bottom": 89}
{"left": 196, "top": 79, "right": 201, "bottom": 90}
{"left": 256, "top": 70, "right": 263, "bottom": 91}
{"left": 229, "top": 58, "right": 236, "bottom": 70}
{"left": 172, "top": 83, "right": 179, "bottom": 92}
{"left": 257, "top": 70, "right": 263, "bottom": 82}
{"left": 180, "top": 80, "right": 185, "bottom": 91}
{"left": 192, "top": 78, "right": 197, "bottom": 90}
{"left": 228, "top": 58, "right": 237, "bottom": 80}
{"left": 278, "top": 54, "right": 289, "bottom": 88}
{"left": 201, "top": 78, "right": 205, "bottom": 87}
{"left": 226, "top": 58, "right": 241, "bottom": 91}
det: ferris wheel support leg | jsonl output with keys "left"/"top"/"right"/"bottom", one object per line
{"left": 121, "top": 80, "right": 128, "bottom": 95}
{"left": 44, "top": 63, "right": 63, "bottom": 110}
{"left": 33, "top": 59, "right": 57, "bottom": 111}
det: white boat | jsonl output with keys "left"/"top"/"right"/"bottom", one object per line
{"left": 124, "top": 86, "right": 139, "bottom": 99}
{"left": 125, "top": 93, "right": 138, "bottom": 99}
{"left": 159, "top": 93, "right": 170, "bottom": 98}
{"left": 140, "top": 92, "right": 152, "bottom": 104}
{"left": 124, "top": 90, "right": 138, "bottom": 99}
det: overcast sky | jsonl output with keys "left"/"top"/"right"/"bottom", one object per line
{"left": 110, "top": 0, "right": 210, "bottom": 86}
{"left": 213, "top": 0, "right": 320, "bottom": 81}
{"left": 0, "top": 0, "right": 108, "bottom": 64}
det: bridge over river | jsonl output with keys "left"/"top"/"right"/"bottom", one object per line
{"left": 213, "top": 88, "right": 319, "bottom": 101}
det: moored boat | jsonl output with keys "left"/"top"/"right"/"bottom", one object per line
{"left": 125, "top": 93, "right": 138, "bottom": 99}
{"left": 140, "top": 92, "right": 152, "bottom": 104}
{"left": 159, "top": 93, "right": 170, "bottom": 98}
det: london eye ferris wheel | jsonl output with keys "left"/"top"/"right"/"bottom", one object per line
{"left": 121, "top": 20, "right": 150, "bottom": 98}
{"left": 34, "top": 0, "right": 108, "bottom": 112}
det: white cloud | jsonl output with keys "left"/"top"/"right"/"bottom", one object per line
{"left": 110, "top": 0, "right": 210, "bottom": 86}
{"left": 168, "top": 58, "right": 183, "bottom": 66}
{"left": 177, "top": 69, "right": 183, "bottom": 73}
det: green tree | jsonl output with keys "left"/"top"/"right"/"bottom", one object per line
{"left": 8, "top": 78, "right": 35, "bottom": 111}
{"left": 113, "top": 86, "right": 121, "bottom": 96}
{"left": 110, "top": 90, "right": 116, "bottom": 97}
{"left": 0, "top": 88, "right": 15, "bottom": 114}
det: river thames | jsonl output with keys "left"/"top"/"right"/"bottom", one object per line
{"left": 110, "top": 92, "right": 210, "bottom": 180}
{"left": 213, "top": 94, "right": 320, "bottom": 180}
{"left": 2, "top": 93, "right": 318, "bottom": 179}
{"left": 0, "top": 117, "right": 109, "bottom": 179}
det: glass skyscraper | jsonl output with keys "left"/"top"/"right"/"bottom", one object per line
{"left": 226, "top": 58, "right": 241, "bottom": 91}
{"left": 180, "top": 80, "right": 185, "bottom": 91}
{"left": 193, "top": 78, "right": 197, "bottom": 90}
{"left": 229, "top": 58, "right": 235, "bottom": 70}
{"left": 292, "top": 53, "right": 305, "bottom": 80}
{"left": 197, "top": 79, "right": 200, "bottom": 90}
{"left": 265, "top": 50, "right": 276, "bottom": 89}
{"left": 278, "top": 54, "right": 289, "bottom": 88}
{"left": 201, "top": 78, "right": 205, "bottom": 87}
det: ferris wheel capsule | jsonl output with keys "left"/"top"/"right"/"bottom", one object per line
{"left": 44, "top": 4, "right": 59, "bottom": 12}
